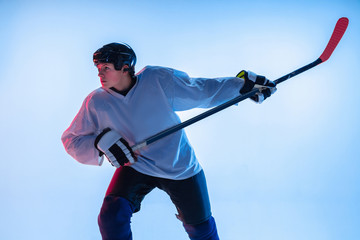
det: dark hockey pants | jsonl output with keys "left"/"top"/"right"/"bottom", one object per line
{"left": 97, "top": 167, "right": 219, "bottom": 240}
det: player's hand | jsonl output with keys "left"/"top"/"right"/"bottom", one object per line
{"left": 237, "top": 70, "right": 277, "bottom": 104}
{"left": 95, "top": 128, "right": 136, "bottom": 168}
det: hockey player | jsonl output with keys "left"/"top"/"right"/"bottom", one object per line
{"left": 61, "top": 42, "right": 276, "bottom": 240}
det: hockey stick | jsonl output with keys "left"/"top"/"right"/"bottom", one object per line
{"left": 131, "top": 17, "right": 349, "bottom": 151}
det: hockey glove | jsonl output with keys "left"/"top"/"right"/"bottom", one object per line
{"left": 237, "top": 70, "right": 277, "bottom": 104}
{"left": 95, "top": 128, "right": 136, "bottom": 168}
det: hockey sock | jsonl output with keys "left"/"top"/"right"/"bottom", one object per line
{"left": 183, "top": 216, "right": 220, "bottom": 240}
{"left": 98, "top": 196, "right": 134, "bottom": 240}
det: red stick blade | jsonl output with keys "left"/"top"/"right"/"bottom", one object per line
{"left": 319, "top": 17, "right": 349, "bottom": 62}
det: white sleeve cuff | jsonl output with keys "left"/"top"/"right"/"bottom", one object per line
{"left": 247, "top": 71, "right": 257, "bottom": 82}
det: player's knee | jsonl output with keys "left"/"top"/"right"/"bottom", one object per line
{"left": 183, "top": 216, "right": 219, "bottom": 240}
{"left": 98, "top": 196, "right": 134, "bottom": 229}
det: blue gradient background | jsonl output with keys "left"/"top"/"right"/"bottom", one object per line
{"left": 1, "top": 1, "right": 359, "bottom": 239}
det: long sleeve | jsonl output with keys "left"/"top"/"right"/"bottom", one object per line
{"left": 157, "top": 67, "right": 245, "bottom": 111}
{"left": 61, "top": 96, "right": 104, "bottom": 166}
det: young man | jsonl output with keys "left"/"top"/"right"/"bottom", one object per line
{"left": 61, "top": 42, "right": 276, "bottom": 240}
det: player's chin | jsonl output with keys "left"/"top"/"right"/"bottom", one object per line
{"left": 101, "top": 82, "right": 109, "bottom": 89}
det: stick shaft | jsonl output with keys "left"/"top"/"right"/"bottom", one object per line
{"left": 274, "top": 58, "right": 322, "bottom": 85}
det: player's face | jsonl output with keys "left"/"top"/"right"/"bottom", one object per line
{"left": 96, "top": 63, "right": 127, "bottom": 90}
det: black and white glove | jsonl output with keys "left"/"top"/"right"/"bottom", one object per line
{"left": 95, "top": 128, "right": 136, "bottom": 168}
{"left": 237, "top": 70, "right": 277, "bottom": 104}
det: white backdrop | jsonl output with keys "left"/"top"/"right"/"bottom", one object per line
{"left": 1, "top": 0, "right": 359, "bottom": 239}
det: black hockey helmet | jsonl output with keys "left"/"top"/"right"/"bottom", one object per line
{"left": 93, "top": 42, "right": 137, "bottom": 72}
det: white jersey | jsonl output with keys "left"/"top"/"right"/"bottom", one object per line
{"left": 61, "top": 66, "right": 244, "bottom": 180}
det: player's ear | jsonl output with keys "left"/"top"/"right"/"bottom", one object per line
{"left": 122, "top": 65, "right": 130, "bottom": 73}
